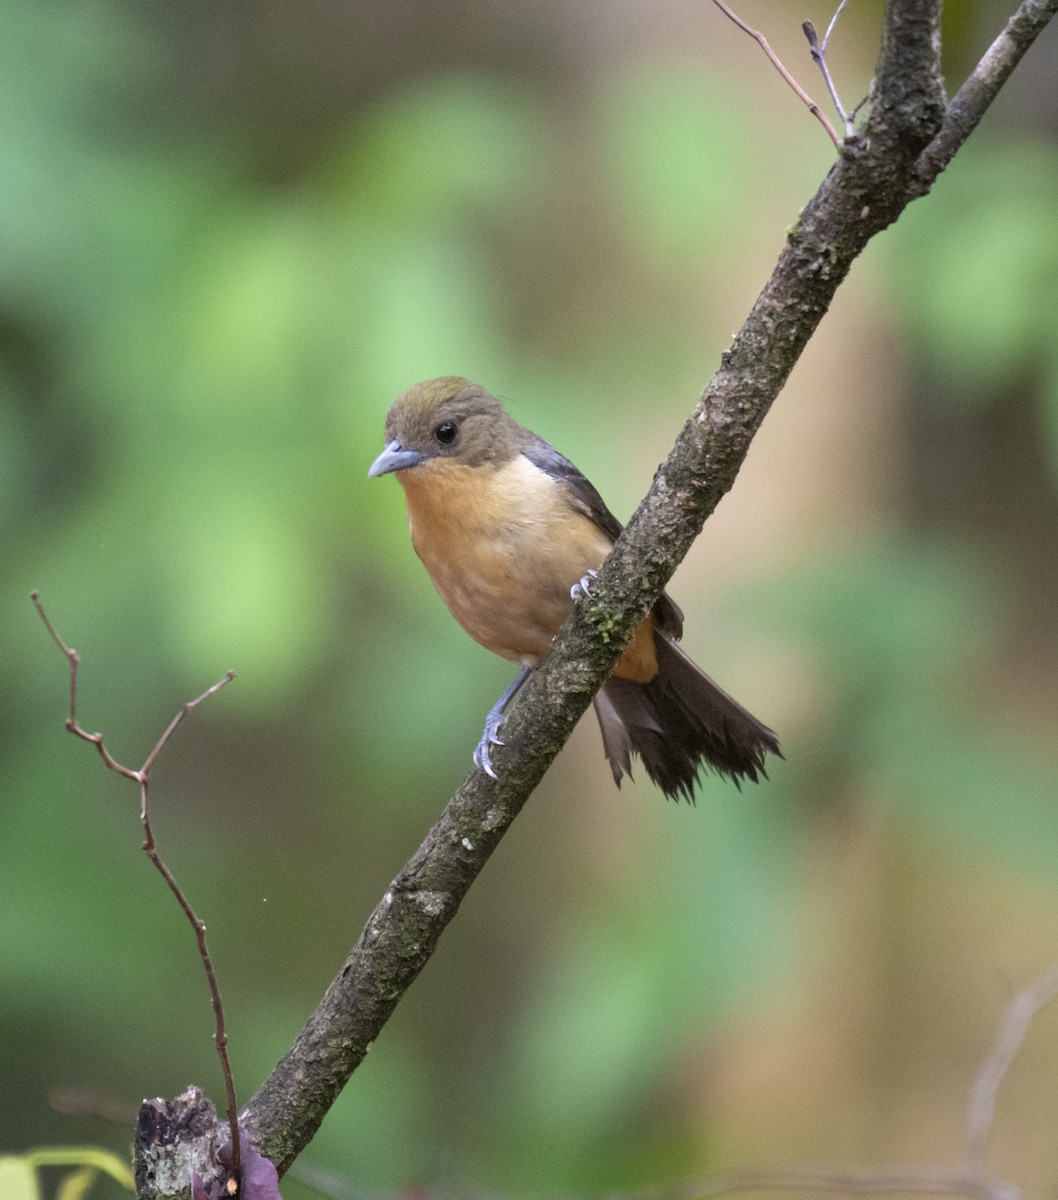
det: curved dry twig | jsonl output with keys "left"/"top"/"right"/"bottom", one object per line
{"left": 963, "top": 959, "right": 1058, "bottom": 1173}
{"left": 33, "top": 593, "right": 242, "bottom": 1192}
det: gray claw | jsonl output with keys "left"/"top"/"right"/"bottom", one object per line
{"left": 570, "top": 568, "right": 599, "bottom": 602}
{"left": 474, "top": 714, "right": 505, "bottom": 779}
{"left": 473, "top": 741, "right": 498, "bottom": 778}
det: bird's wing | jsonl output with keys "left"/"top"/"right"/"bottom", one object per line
{"left": 522, "top": 436, "right": 625, "bottom": 540}
{"left": 522, "top": 436, "right": 684, "bottom": 639}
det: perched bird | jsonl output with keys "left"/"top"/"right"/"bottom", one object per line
{"left": 368, "top": 377, "right": 779, "bottom": 801}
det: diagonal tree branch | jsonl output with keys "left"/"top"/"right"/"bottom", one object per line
{"left": 915, "top": 0, "right": 1058, "bottom": 186}
{"left": 136, "top": 0, "right": 1058, "bottom": 1187}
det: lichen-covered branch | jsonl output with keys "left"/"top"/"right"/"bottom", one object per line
{"left": 160, "top": 0, "right": 1058, "bottom": 1187}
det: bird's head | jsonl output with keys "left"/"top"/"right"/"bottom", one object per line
{"left": 368, "top": 377, "right": 529, "bottom": 478}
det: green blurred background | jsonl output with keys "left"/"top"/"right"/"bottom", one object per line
{"left": 5, "top": 0, "right": 1058, "bottom": 1196}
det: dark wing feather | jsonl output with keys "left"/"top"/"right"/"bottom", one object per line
{"left": 522, "top": 436, "right": 624, "bottom": 540}
{"left": 522, "top": 436, "right": 683, "bottom": 638}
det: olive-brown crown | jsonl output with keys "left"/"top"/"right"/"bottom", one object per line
{"left": 384, "top": 377, "right": 531, "bottom": 467}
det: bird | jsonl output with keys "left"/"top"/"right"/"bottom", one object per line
{"left": 368, "top": 376, "right": 779, "bottom": 802}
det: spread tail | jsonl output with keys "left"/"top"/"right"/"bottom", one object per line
{"left": 592, "top": 633, "right": 780, "bottom": 803}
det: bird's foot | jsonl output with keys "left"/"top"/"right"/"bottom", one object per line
{"left": 570, "top": 568, "right": 599, "bottom": 602}
{"left": 472, "top": 665, "right": 532, "bottom": 780}
{"left": 473, "top": 708, "right": 506, "bottom": 779}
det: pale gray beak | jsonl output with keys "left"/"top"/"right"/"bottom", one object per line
{"left": 368, "top": 440, "right": 423, "bottom": 478}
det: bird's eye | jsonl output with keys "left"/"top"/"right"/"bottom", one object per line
{"left": 435, "top": 421, "right": 458, "bottom": 445}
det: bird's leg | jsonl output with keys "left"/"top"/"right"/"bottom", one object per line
{"left": 473, "top": 665, "right": 532, "bottom": 779}
{"left": 570, "top": 568, "right": 598, "bottom": 602}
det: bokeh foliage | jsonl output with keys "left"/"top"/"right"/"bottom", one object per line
{"left": 4, "top": 0, "right": 1058, "bottom": 1197}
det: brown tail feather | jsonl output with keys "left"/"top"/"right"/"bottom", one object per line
{"left": 592, "top": 633, "right": 780, "bottom": 803}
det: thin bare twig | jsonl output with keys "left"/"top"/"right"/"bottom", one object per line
{"left": 710, "top": 0, "right": 843, "bottom": 147}
{"left": 803, "top": 8, "right": 858, "bottom": 138}
{"left": 821, "top": 0, "right": 851, "bottom": 50}
{"left": 32, "top": 592, "right": 242, "bottom": 1192}
{"left": 963, "top": 959, "right": 1058, "bottom": 1174}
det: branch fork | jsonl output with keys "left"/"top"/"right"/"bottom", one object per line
{"left": 32, "top": 593, "right": 243, "bottom": 1196}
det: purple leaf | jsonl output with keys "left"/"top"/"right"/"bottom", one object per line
{"left": 192, "top": 1174, "right": 214, "bottom": 1200}
{"left": 239, "top": 1143, "right": 282, "bottom": 1200}
{"left": 217, "top": 1134, "right": 282, "bottom": 1200}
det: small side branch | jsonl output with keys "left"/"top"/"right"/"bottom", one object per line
{"left": 914, "top": 0, "right": 1058, "bottom": 188}
{"left": 32, "top": 593, "right": 241, "bottom": 1192}
{"left": 963, "top": 959, "right": 1058, "bottom": 1174}
{"left": 803, "top": 4, "right": 859, "bottom": 139}
{"left": 710, "top": 0, "right": 843, "bottom": 147}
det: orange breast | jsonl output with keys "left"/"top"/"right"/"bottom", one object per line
{"left": 397, "top": 454, "right": 657, "bottom": 681}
